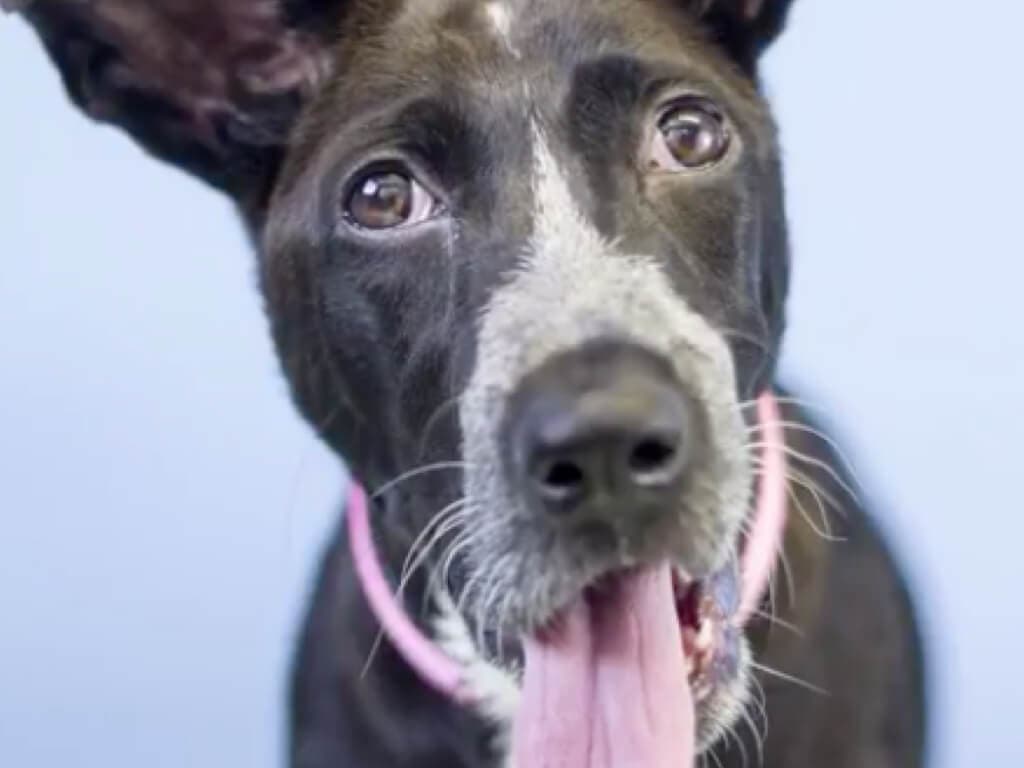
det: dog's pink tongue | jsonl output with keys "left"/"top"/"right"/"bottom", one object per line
{"left": 513, "top": 565, "right": 695, "bottom": 768}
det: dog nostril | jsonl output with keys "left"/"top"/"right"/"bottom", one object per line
{"left": 537, "top": 459, "right": 587, "bottom": 502}
{"left": 628, "top": 436, "right": 681, "bottom": 482}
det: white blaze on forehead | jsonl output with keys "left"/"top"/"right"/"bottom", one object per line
{"left": 530, "top": 124, "right": 607, "bottom": 257}
{"left": 485, "top": 2, "right": 520, "bottom": 57}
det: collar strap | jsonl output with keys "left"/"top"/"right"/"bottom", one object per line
{"left": 348, "top": 390, "right": 788, "bottom": 703}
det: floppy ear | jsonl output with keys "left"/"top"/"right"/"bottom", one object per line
{"left": 686, "top": 0, "right": 795, "bottom": 69}
{"left": 10, "top": 0, "right": 343, "bottom": 199}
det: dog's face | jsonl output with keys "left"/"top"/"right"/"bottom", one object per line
{"left": 25, "top": 0, "right": 792, "bottom": 752}
{"left": 265, "top": 0, "right": 790, "bottom": 745}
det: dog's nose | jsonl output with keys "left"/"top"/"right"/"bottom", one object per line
{"left": 503, "top": 342, "right": 693, "bottom": 520}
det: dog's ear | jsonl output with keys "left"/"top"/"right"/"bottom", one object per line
{"left": 685, "top": 0, "right": 795, "bottom": 69}
{"left": 13, "top": 0, "right": 343, "bottom": 199}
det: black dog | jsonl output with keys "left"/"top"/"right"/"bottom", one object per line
{"left": 18, "top": 0, "right": 925, "bottom": 765}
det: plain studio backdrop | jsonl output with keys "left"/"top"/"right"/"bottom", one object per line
{"left": 1, "top": 3, "right": 1021, "bottom": 766}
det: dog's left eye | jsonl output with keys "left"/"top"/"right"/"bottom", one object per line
{"left": 648, "top": 98, "right": 731, "bottom": 171}
{"left": 344, "top": 168, "right": 439, "bottom": 231}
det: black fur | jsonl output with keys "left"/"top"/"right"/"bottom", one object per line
{"left": 19, "top": 1, "right": 926, "bottom": 766}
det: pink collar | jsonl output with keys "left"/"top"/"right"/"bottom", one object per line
{"left": 347, "top": 390, "right": 787, "bottom": 704}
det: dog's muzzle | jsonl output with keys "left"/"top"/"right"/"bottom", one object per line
{"left": 345, "top": 391, "right": 788, "bottom": 766}
{"left": 346, "top": 394, "right": 789, "bottom": 688}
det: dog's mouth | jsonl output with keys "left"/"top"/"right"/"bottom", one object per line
{"left": 535, "top": 561, "right": 741, "bottom": 700}
{"left": 513, "top": 562, "right": 742, "bottom": 764}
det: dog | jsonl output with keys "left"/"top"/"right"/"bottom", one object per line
{"left": 17, "top": 0, "right": 926, "bottom": 765}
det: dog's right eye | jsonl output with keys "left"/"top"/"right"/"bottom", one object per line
{"left": 343, "top": 168, "right": 439, "bottom": 231}
{"left": 648, "top": 97, "right": 731, "bottom": 171}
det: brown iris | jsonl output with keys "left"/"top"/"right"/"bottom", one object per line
{"left": 346, "top": 171, "right": 415, "bottom": 229}
{"left": 655, "top": 100, "right": 730, "bottom": 169}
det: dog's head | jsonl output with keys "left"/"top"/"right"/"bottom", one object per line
{"left": 26, "top": 0, "right": 794, "bottom": 752}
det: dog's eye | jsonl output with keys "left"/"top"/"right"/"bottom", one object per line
{"left": 649, "top": 99, "right": 730, "bottom": 171}
{"left": 344, "top": 169, "right": 438, "bottom": 230}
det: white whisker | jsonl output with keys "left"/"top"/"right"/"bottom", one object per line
{"left": 753, "top": 459, "right": 849, "bottom": 544}
{"left": 370, "top": 461, "right": 472, "bottom": 500}
{"left": 779, "top": 477, "right": 844, "bottom": 543}
{"left": 726, "top": 719, "right": 750, "bottom": 768}
{"left": 360, "top": 498, "right": 476, "bottom": 680}
{"left": 740, "top": 705, "right": 765, "bottom": 767}
{"left": 780, "top": 462, "right": 848, "bottom": 520}
{"left": 749, "top": 672, "right": 769, "bottom": 727}
{"left": 746, "top": 420, "right": 864, "bottom": 503}
{"left": 753, "top": 609, "right": 804, "bottom": 637}
{"left": 748, "top": 440, "right": 862, "bottom": 513}
{"left": 775, "top": 540, "right": 798, "bottom": 609}
{"left": 398, "top": 500, "right": 473, "bottom": 588}
{"left": 751, "top": 661, "right": 829, "bottom": 696}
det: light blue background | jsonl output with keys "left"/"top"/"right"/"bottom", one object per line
{"left": 1, "top": 2, "right": 1021, "bottom": 766}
